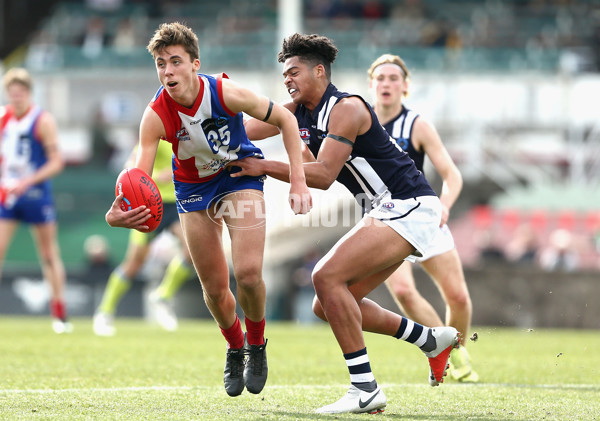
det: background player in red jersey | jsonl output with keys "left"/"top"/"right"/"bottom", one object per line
{"left": 0, "top": 67, "right": 72, "bottom": 334}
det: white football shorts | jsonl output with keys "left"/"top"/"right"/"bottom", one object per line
{"left": 366, "top": 195, "right": 443, "bottom": 263}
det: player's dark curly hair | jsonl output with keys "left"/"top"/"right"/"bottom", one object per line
{"left": 278, "top": 33, "right": 338, "bottom": 81}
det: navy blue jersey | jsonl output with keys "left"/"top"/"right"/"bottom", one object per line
{"left": 294, "top": 84, "right": 435, "bottom": 205}
{"left": 382, "top": 106, "right": 425, "bottom": 174}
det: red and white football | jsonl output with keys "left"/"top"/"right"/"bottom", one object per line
{"left": 115, "top": 167, "right": 163, "bottom": 232}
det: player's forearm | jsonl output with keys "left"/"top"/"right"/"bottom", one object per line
{"left": 261, "top": 160, "right": 292, "bottom": 183}
{"left": 439, "top": 170, "right": 463, "bottom": 211}
{"left": 261, "top": 159, "right": 335, "bottom": 190}
{"left": 279, "top": 116, "right": 308, "bottom": 184}
{"left": 30, "top": 158, "right": 64, "bottom": 185}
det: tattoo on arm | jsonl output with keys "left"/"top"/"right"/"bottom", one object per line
{"left": 326, "top": 133, "right": 354, "bottom": 147}
{"left": 262, "top": 100, "right": 274, "bottom": 122}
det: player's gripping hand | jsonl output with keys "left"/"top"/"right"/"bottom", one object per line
{"left": 105, "top": 192, "right": 152, "bottom": 232}
{"left": 289, "top": 182, "right": 312, "bottom": 215}
{"left": 227, "top": 156, "right": 264, "bottom": 177}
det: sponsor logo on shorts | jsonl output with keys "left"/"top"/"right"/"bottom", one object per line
{"left": 178, "top": 194, "right": 203, "bottom": 205}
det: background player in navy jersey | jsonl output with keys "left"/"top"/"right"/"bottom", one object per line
{"left": 104, "top": 22, "right": 312, "bottom": 398}
{"left": 236, "top": 33, "right": 460, "bottom": 414}
{"left": 0, "top": 67, "right": 72, "bottom": 334}
{"left": 368, "top": 53, "right": 478, "bottom": 383}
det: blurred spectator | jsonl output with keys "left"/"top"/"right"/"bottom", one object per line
{"left": 88, "top": 105, "right": 115, "bottom": 168}
{"left": 112, "top": 18, "right": 139, "bottom": 56}
{"left": 390, "top": 0, "right": 428, "bottom": 20}
{"left": 473, "top": 229, "right": 506, "bottom": 266}
{"left": 361, "top": 0, "right": 388, "bottom": 19}
{"left": 79, "top": 16, "right": 111, "bottom": 60}
{"left": 25, "top": 29, "right": 63, "bottom": 71}
{"left": 83, "top": 234, "right": 113, "bottom": 284}
{"left": 539, "top": 228, "right": 579, "bottom": 272}
{"left": 504, "top": 224, "right": 539, "bottom": 266}
{"left": 85, "top": 0, "right": 123, "bottom": 12}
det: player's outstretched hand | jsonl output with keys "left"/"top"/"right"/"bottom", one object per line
{"left": 105, "top": 192, "right": 152, "bottom": 232}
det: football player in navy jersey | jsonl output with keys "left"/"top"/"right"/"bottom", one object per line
{"left": 0, "top": 68, "right": 72, "bottom": 334}
{"left": 368, "top": 53, "right": 478, "bottom": 383}
{"left": 236, "top": 33, "right": 460, "bottom": 414}
{"left": 104, "top": 22, "right": 312, "bottom": 398}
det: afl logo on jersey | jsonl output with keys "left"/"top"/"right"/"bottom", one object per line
{"left": 176, "top": 127, "right": 191, "bottom": 142}
{"left": 382, "top": 202, "right": 395, "bottom": 209}
{"left": 299, "top": 128, "right": 311, "bottom": 144}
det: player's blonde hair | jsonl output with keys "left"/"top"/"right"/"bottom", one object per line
{"left": 367, "top": 54, "right": 410, "bottom": 81}
{"left": 367, "top": 54, "right": 411, "bottom": 98}
{"left": 147, "top": 22, "right": 200, "bottom": 61}
{"left": 3, "top": 67, "right": 32, "bottom": 91}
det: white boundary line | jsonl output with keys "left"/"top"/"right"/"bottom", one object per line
{"left": 1, "top": 383, "right": 599, "bottom": 394}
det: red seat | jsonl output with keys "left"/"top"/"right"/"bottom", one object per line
{"left": 584, "top": 211, "right": 600, "bottom": 232}
{"left": 500, "top": 209, "right": 521, "bottom": 230}
{"left": 472, "top": 205, "right": 493, "bottom": 230}
{"left": 529, "top": 209, "right": 548, "bottom": 233}
{"left": 557, "top": 210, "right": 576, "bottom": 230}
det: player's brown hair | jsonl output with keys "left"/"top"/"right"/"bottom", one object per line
{"left": 3, "top": 67, "right": 32, "bottom": 91}
{"left": 278, "top": 33, "right": 338, "bottom": 81}
{"left": 147, "top": 22, "right": 199, "bottom": 61}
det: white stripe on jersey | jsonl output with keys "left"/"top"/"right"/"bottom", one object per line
{"left": 1, "top": 106, "right": 42, "bottom": 184}
{"left": 391, "top": 110, "right": 418, "bottom": 140}
{"left": 344, "top": 157, "right": 388, "bottom": 201}
{"left": 317, "top": 97, "right": 337, "bottom": 132}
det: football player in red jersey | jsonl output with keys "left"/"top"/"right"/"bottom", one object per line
{"left": 0, "top": 68, "right": 72, "bottom": 334}
{"left": 104, "top": 22, "right": 312, "bottom": 397}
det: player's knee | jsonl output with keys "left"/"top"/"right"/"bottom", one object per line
{"left": 202, "top": 283, "right": 231, "bottom": 306}
{"left": 390, "top": 282, "right": 412, "bottom": 300}
{"left": 446, "top": 287, "right": 472, "bottom": 310}
{"left": 234, "top": 266, "right": 262, "bottom": 290}
{"left": 38, "top": 252, "right": 57, "bottom": 269}
{"left": 311, "top": 295, "right": 327, "bottom": 321}
{"left": 311, "top": 264, "right": 337, "bottom": 295}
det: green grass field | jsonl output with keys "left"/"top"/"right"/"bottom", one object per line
{"left": 1, "top": 317, "right": 599, "bottom": 420}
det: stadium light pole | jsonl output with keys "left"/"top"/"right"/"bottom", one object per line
{"left": 277, "top": 0, "right": 303, "bottom": 57}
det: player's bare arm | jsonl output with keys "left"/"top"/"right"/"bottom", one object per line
{"left": 244, "top": 102, "right": 318, "bottom": 163}
{"left": 244, "top": 115, "right": 280, "bottom": 140}
{"left": 135, "top": 106, "right": 163, "bottom": 176}
{"left": 300, "top": 98, "right": 368, "bottom": 189}
{"left": 244, "top": 101, "right": 298, "bottom": 141}
{"left": 222, "top": 78, "right": 312, "bottom": 214}
{"left": 413, "top": 116, "right": 462, "bottom": 225}
{"left": 232, "top": 98, "right": 368, "bottom": 190}
{"left": 105, "top": 106, "right": 162, "bottom": 230}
